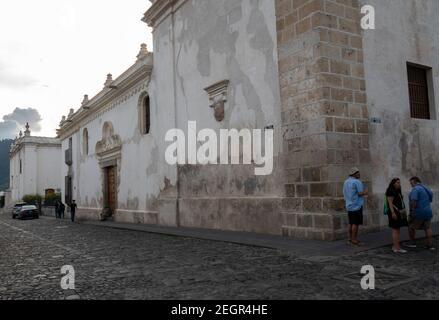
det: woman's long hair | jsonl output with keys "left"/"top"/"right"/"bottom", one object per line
{"left": 387, "top": 178, "right": 402, "bottom": 196}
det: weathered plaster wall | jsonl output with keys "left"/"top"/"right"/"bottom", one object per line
{"left": 35, "top": 146, "right": 61, "bottom": 196}
{"left": 61, "top": 138, "right": 70, "bottom": 204}
{"left": 61, "top": 76, "right": 178, "bottom": 225}
{"left": 11, "top": 143, "right": 61, "bottom": 202}
{"left": 61, "top": 132, "right": 80, "bottom": 205}
{"left": 10, "top": 148, "right": 24, "bottom": 202}
{"left": 151, "top": 0, "right": 286, "bottom": 234}
{"left": 361, "top": 0, "right": 439, "bottom": 222}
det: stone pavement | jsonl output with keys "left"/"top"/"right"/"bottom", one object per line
{"left": 82, "top": 218, "right": 439, "bottom": 258}
{"left": 0, "top": 211, "right": 438, "bottom": 300}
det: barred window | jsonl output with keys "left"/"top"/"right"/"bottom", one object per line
{"left": 83, "top": 128, "right": 89, "bottom": 156}
{"left": 407, "top": 64, "right": 431, "bottom": 120}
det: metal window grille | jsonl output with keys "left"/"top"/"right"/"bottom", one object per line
{"left": 407, "top": 64, "right": 430, "bottom": 119}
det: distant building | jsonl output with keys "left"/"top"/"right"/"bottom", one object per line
{"left": 9, "top": 123, "right": 62, "bottom": 203}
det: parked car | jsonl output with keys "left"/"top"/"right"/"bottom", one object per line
{"left": 17, "top": 205, "right": 39, "bottom": 220}
{"left": 12, "top": 202, "right": 28, "bottom": 219}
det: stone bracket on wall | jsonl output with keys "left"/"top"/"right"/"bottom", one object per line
{"left": 204, "top": 80, "right": 229, "bottom": 122}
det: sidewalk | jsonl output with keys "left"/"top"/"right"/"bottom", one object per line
{"left": 75, "top": 218, "right": 439, "bottom": 259}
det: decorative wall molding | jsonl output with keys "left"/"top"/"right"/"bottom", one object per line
{"left": 87, "top": 81, "right": 150, "bottom": 128}
{"left": 204, "top": 80, "right": 229, "bottom": 122}
{"left": 96, "top": 122, "right": 122, "bottom": 164}
{"left": 143, "top": 0, "right": 188, "bottom": 28}
{"left": 58, "top": 68, "right": 152, "bottom": 139}
{"left": 9, "top": 137, "right": 61, "bottom": 158}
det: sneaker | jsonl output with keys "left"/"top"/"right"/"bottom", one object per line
{"left": 404, "top": 243, "right": 417, "bottom": 249}
{"left": 393, "top": 248, "right": 408, "bottom": 254}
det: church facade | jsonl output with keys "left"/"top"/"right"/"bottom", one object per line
{"left": 57, "top": 0, "right": 439, "bottom": 240}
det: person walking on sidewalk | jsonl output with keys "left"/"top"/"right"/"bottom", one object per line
{"left": 55, "top": 200, "right": 60, "bottom": 219}
{"left": 406, "top": 177, "right": 435, "bottom": 251}
{"left": 59, "top": 201, "right": 65, "bottom": 219}
{"left": 69, "top": 200, "right": 77, "bottom": 223}
{"left": 343, "top": 167, "right": 368, "bottom": 246}
{"left": 385, "top": 178, "right": 408, "bottom": 254}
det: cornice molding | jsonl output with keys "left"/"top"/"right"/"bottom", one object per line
{"left": 142, "top": 0, "right": 188, "bottom": 28}
{"left": 9, "top": 138, "right": 61, "bottom": 158}
{"left": 58, "top": 61, "right": 153, "bottom": 140}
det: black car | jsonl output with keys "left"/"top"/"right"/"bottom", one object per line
{"left": 17, "top": 205, "right": 39, "bottom": 220}
{"left": 12, "top": 202, "right": 28, "bottom": 219}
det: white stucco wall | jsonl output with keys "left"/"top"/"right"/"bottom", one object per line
{"left": 361, "top": 0, "right": 439, "bottom": 220}
{"left": 149, "top": 0, "right": 285, "bottom": 233}
{"left": 162, "top": 0, "right": 282, "bottom": 155}
{"left": 36, "top": 146, "right": 62, "bottom": 195}
{"left": 10, "top": 139, "right": 61, "bottom": 202}
{"left": 60, "top": 73, "right": 178, "bottom": 225}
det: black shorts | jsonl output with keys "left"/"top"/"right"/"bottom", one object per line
{"left": 348, "top": 208, "right": 364, "bottom": 226}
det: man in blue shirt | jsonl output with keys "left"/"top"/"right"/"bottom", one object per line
{"left": 343, "top": 167, "right": 368, "bottom": 246}
{"left": 407, "top": 177, "right": 435, "bottom": 250}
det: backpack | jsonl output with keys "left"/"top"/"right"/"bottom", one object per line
{"left": 383, "top": 194, "right": 390, "bottom": 216}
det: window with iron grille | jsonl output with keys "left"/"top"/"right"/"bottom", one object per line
{"left": 407, "top": 64, "right": 431, "bottom": 119}
{"left": 144, "top": 96, "right": 151, "bottom": 134}
{"left": 139, "top": 95, "right": 151, "bottom": 135}
{"left": 65, "top": 176, "right": 72, "bottom": 205}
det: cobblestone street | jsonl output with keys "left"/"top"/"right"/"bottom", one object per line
{"left": 0, "top": 212, "right": 438, "bottom": 300}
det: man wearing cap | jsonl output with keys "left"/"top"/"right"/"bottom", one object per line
{"left": 343, "top": 167, "right": 369, "bottom": 246}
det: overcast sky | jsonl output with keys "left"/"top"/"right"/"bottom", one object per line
{"left": 0, "top": 0, "right": 152, "bottom": 139}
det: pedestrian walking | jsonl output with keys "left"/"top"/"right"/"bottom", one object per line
{"left": 55, "top": 201, "right": 60, "bottom": 219}
{"left": 69, "top": 200, "right": 77, "bottom": 223}
{"left": 343, "top": 167, "right": 368, "bottom": 246}
{"left": 406, "top": 177, "right": 435, "bottom": 251}
{"left": 385, "top": 178, "right": 408, "bottom": 254}
{"left": 59, "top": 202, "right": 65, "bottom": 220}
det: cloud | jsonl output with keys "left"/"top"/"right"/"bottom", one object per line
{"left": 0, "top": 108, "right": 43, "bottom": 139}
{"left": 0, "top": 59, "right": 38, "bottom": 89}
{"left": 0, "top": 73, "right": 37, "bottom": 88}
{"left": 0, "top": 121, "right": 19, "bottom": 139}
{"left": 0, "top": 69, "right": 38, "bottom": 88}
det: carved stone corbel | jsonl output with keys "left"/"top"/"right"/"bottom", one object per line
{"left": 204, "top": 80, "right": 229, "bottom": 122}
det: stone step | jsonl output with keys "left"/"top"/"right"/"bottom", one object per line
{"left": 282, "top": 211, "right": 345, "bottom": 231}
